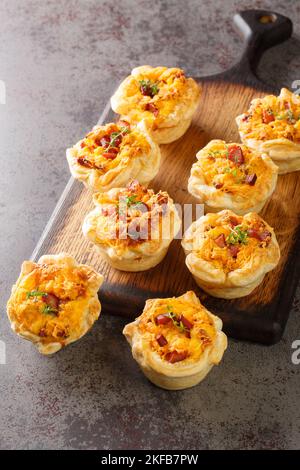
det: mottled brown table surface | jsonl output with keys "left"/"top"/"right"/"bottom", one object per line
{"left": 0, "top": 0, "right": 299, "bottom": 449}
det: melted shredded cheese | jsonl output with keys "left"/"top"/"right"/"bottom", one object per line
{"left": 10, "top": 263, "right": 93, "bottom": 344}
{"left": 238, "top": 88, "right": 300, "bottom": 142}
{"left": 197, "top": 212, "right": 272, "bottom": 273}
{"left": 121, "top": 67, "right": 192, "bottom": 126}
{"left": 196, "top": 141, "right": 271, "bottom": 195}
{"left": 76, "top": 122, "right": 151, "bottom": 172}
{"left": 92, "top": 181, "right": 171, "bottom": 248}
{"left": 139, "top": 297, "right": 216, "bottom": 363}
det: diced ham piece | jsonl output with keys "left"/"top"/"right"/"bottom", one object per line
{"left": 258, "top": 231, "right": 272, "bottom": 241}
{"left": 100, "top": 136, "right": 111, "bottom": 147}
{"left": 155, "top": 314, "right": 172, "bottom": 325}
{"left": 101, "top": 206, "right": 116, "bottom": 217}
{"left": 117, "top": 120, "right": 130, "bottom": 129}
{"left": 214, "top": 233, "right": 226, "bottom": 248}
{"left": 228, "top": 145, "right": 244, "bottom": 165}
{"left": 165, "top": 350, "right": 188, "bottom": 364}
{"left": 262, "top": 109, "right": 275, "bottom": 124}
{"left": 112, "top": 135, "right": 122, "bottom": 146}
{"left": 102, "top": 148, "right": 118, "bottom": 159}
{"left": 247, "top": 228, "right": 260, "bottom": 240}
{"left": 145, "top": 103, "right": 159, "bottom": 117}
{"left": 156, "top": 334, "right": 168, "bottom": 347}
{"left": 94, "top": 135, "right": 110, "bottom": 148}
{"left": 157, "top": 194, "right": 169, "bottom": 206}
{"left": 42, "top": 293, "right": 59, "bottom": 310}
{"left": 247, "top": 229, "right": 271, "bottom": 241}
{"left": 179, "top": 314, "right": 193, "bottom": 331}
{"left": 245, "top": 173, "right": 257, "bottom": 186}
{"left": 77, "top": 157, "right": 94, "bottom": 168}
{"left": 140, "top": 84, "right": 151, "bottom": 96}
{"left": 228, "top": 245, "right": 239, "bottom": 258}
{"left": 229, "top": 216, "right": 239, "bottom": 227}
{"left": 127, "top": 179, "right": 141, "bottom": 192}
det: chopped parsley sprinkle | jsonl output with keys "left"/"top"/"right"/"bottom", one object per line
{"left": 208, "top": 149, "right": 227, "bottom": 158}
{"left": 224, "top": 167, "right": 238, "bottom": 177}
{"left": 286, "top": 109, "right": 296, "bottom": 123}
{"left": 276, "top": 110, "right": 296, "bottom": 123}
{"left": 105, "top": 127, "right": 130, "bottom": 152}
{"left": 42, "top": 305, "right": 58, "bottom": 315}
{"left": 125, "top": 195, "right": 140, "bottom": 206}
{"left": 116, "top": 194, "right": 143, "bottom": 214}
{"left": 166, "top": 306, "right": 189, "bottom": 334}
{"left": 226, "top": 225, "right": 248, "bottom": 245}
{"left": 26, "top": 290, "right": 47, "bottom": 299}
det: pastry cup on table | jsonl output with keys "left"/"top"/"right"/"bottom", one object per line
{"left": 188, "top": 140, "right": 278, "bottom": 215}
{"left": 82, "top": 180, "right": 181, "bottom": 272}
{"left": 181, "top": 210, "right": 280, "bottom": 299}
{"left": 236, "top": 88, "right": 300, "bottom": 174}
{"left": 123, "top": 291, "right": 227, "bottom": 390}
{"left": 111, "top": 66, "right": 201, "bottom": 144}
{"left": 7, "top": 253, "right": 104, "bottom": 355}
{"left": 66, "top": 119, "right": 161, "bottom": 191}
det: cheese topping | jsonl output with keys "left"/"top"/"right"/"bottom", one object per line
{"left": 196, "top": 212, "right": 272, "bottom": 273}
{"left": 90, "top": 180, "right": 172, "bottom": 249}
{"left": 139, "top": 297, "right": 216, "bottom": 363}
{"left": 238, "top": 88, "right": 300, "bottom": 142}
{"left": 76, "top": 121, "right": 151, "bottom": 172}
{"left": 195, "top": 141, "right": 271, "bottom": 194}
{"left": 9, "top": 261, "right": 96, "bottom": 345}
{"left": 118, "top": 67, "right": 195, "bottom": 127}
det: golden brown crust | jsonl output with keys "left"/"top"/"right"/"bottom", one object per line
{"left": 66, "top": 120, "right": 161, "bottom": 191}
{"left": 111, "top": 66, "right": 201, "bottom": 144}
{"left": 188, "top": 140, "right": 278, "bottom": 215}
{"left": 181, "top": 210, "right": 280, "bottom": 299}
{"left": 82, "top": 180, "right": 181, "bottom": 271}
{"left": 123, "top": 291, "right": 227, "bottom": 390}
{"left": 7, "top": 253, "right": 104, "bottom": 354}
{"left": 236, "top": 88, "right": 300, "bottom": 174}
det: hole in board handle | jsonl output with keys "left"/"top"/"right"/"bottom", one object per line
{"left": 259, "top": 14, "right": 277, "bottom": 24}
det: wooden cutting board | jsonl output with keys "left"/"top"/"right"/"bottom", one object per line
{"left": 31, "top": 9, "right": 299, "bottom": 345}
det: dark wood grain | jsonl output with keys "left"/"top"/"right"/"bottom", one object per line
{"left": 31, "top": 10, "right": 299, "bottom": 344}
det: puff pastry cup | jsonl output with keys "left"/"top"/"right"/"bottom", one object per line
{"left": 123, "top": 291, "right": 227, "bottom": 390}
{"left": 82, "top": 180, "right": 181, "bottom": 272}
{"left": 7, "top": 253, "right": 104, "bottom": 354}
{"left": 188, "top": 140, "right": 278, "bottom": 215}
{"left": 182, "top": 210, "right": 280, "bottom": 299}
{"left": 111, "top": 66, "right": 201, "bottom": 144}
{"left": 66, "top": 119, "right": 161, "bottom": 191}
{"left": 236, "top": 88, "right": 300, "bottom": 174}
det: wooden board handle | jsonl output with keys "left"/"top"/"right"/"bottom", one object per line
{"left": 233, "top": 9, "right": 293, "bottom": 78}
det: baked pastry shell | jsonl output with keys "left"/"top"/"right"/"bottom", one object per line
{"left": 92, "top": 244, "right": 170, "bottom": 272}
{"left": 83, "top": 188, "right": 182, "bottom": 272}
{"left": 235, "top": 134, "right": 300, "bottom": 175}
{"left": 7, "top": 253, "right": 104, "bottom": 354}
{"left": 181, "top": 211, "right": 281, "bottom": 299}
{"left": 111, "top": 66, "right": 201, "bottom": 144}
{"left": 123, "top": 291, "right": 227, "bottom": 390}
{"left": 236, "top": 89, "right": 300, "bottom": 174}
{"left": 66, "top": 120, "right": 161, "bottom": 191}
{"left": 188, "top": 140, "right": 278, "bottom": 215}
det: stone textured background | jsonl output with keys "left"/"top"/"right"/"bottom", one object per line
{"left": 0, "top": 0, "right": 299, "bottom": 449}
